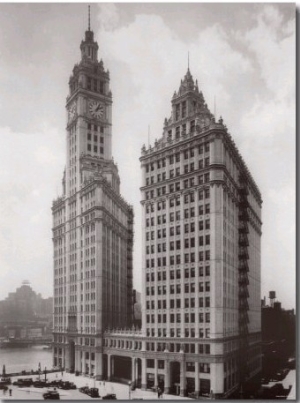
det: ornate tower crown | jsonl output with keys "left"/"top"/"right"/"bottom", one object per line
{"left": 80, "top": 6, "right": 99, "bottom": 62}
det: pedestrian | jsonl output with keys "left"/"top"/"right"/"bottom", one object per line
{"left": 103, "top": 380, "right": 105, "bottom": 387}
{"left": 157, "top": 387, "right": 161, "bottom": 398}
{"left": 9, "top": 389, "right": 12, "bottom": 396}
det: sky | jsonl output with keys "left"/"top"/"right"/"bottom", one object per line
{"left": 0, "top": 3, "right": 295, "bottom": 310}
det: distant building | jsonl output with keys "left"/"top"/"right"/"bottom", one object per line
{"left": 0, "top": 281, "right": 53, "bottom": 323}
{"left": 261, "top": 292, "right": 295, "bottom": 380}
{"left": 133, "top": 290, "right": 142, "bottom": 328}
{"left": 0, "top": 282, "right": 53, "bottom": 339}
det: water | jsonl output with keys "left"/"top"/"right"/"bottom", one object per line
{"left": 0, "top": 345, "right": 53, "bottom": 374}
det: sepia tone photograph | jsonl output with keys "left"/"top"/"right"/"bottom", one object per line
{"left": 0, "top": 2, "right": 296, "bottom": 400}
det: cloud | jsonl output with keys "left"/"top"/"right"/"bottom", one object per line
{"left": 95, "top": 4, "right": 295, "bottom": 308}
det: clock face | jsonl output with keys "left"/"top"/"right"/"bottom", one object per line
{"left": 89, "top": 100, "right": 104, "bottom": 120}
{"left": 68, "top": 103, "right": 76, "bottom": 122}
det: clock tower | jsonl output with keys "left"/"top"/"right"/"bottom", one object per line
{"left": 52, "top": 17, "right": 134, "bottom": 376}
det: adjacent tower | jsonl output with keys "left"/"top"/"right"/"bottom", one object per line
{"left": 140, "top": 68, "right": 262, "bottom": 397}
{"left": 52, "top": 19, "right": 134, "bottom": 375}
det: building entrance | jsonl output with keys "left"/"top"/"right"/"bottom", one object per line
{"left": 112, "top": 356, "right": 131, "bottom": 383}
{"left": 68, "top": 340, "right": 75, "bottom": 373}
{"left": 170, "top": 361, "right": 181, "bottom": 395}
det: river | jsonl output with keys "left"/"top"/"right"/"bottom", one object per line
{"left": 0, "top": 345, "right": 53, "bottom": 374}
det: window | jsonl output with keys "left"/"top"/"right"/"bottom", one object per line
{"left": 176, "top": 126, "right": 180, "bottom": 139}
{"left": 182, "top": 101, "right": 186, "bottom": 118}
{"left": 175, "top": 104, "right": 180, "bottom": 121}
{"left": 191, "top": 120, "right": 195, "bottom": 132}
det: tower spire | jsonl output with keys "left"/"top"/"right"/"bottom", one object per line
{"left": 188, "top": 51, "right": 190, "bottom": 71}
{"left": 88, "top": 5, "right": 91, "bottom": 31}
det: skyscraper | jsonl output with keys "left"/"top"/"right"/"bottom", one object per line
{"left": 52, "top": 16, "right": 262, "bottom": 399}
{"left": 139, "top": 68, "right": 262, "bottom": 397}
{"left": 52, "top": 21, "right": 134, "bottom": 375}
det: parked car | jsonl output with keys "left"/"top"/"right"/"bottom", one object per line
{"left": 43, "top": 390, "right": 60, "bottom": 400}
{"left": 49, "top": 380, "right": 63, "bottom": 387}
{"left": 34, "top": 380, "right": 48, "bottom": 388}
{"left": 13, "top": 378, "right": 33, "bottom": 387}
{"left": 79, "top": 386, "right": 90, "bottom": 394}
{"left": 0, "top": 377, "right": 11, "bottom": 384}
{"left": 102, "top": 393, "right": 117, "bottom": 400}
{"left": 0, "top": 385, "right": 8, "bottom": 391}
{"left": 86, "top": 387, "right": 100, "bottom": 398}
{"left": 58, "top": 381, "right": 76, "bottom": 390}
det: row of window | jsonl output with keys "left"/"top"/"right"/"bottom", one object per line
{"left": 146, "top": 249, "right": 210, "bottom": 268}
{"left": 87, "top": 144, "right": 104, "bottom": 153}
{"left": 145, "top": 143, "right": 210, "bottom": 172}
{"left": 146, "top": 266, "right": 210, "bottom": 283}
{"left": 146, "top": 219, "right": 210, "bottom": 241}
{"left": 146, "top": 327, "right": 210, "bottom": 339}
{"left": 145, "top": 206, "right": 210, "bottom": 227}
{"left": 145, "top": 159, "right": 210, "bottom": 185}
{"left": 146, "top": 235, "right": 210, "bottom": 255}
{"left": 146, "top": 283, "right": 210, "bottom": 296}
{"left": 86, "top": 77, "right": 105, "bottom": 94}
{"left": 145, "top": 343, "right": 210, "bottom": 355}
{"left": 145, "top": 174, "right": 210, "bottom": 199}
{"left": 147, "top": 190, "right": 210, "bottom": 214}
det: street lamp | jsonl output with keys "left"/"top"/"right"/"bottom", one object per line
{"left": 128, "top": 381, "right": 132, "bottom": 400}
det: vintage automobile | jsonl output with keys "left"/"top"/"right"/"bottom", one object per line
{"left": 58, "top": 381, "right": 76, "bottom": 390}
{"left": 79, "top": 386, "right": 90, "bottom": 394}
{"left": 86, "top": 387, "right": 100, "bottom": 398}
{"left": 0, "top": 377, "right": 11, "bottom": 385}
{"left": 43, "top": 390, "right": 60, "bottom": 400}
{"left": 102, "top": 393, "right": 117, "bottom": 400}
{"left": 33, "top": 380, "right": 48, "bottom": 388}
{"left": 13, "top": 378, "right": 33, "bottom": 387}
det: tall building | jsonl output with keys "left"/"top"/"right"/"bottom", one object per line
{"left": 52, "top": 16, "right": 262, "bottom": 399}
{"left": 138, "top": 69, "right": 262, "bottom": 397}
{"left": 52, "top": 22, "right": 134, "bottom": 375}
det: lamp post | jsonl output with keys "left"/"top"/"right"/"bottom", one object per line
{"left": 128, "top": 381, "right": 132, "bottom": 400}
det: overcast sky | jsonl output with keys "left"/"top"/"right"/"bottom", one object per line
{"left": 0, "top": 3, "right": 295, "bottom": 309}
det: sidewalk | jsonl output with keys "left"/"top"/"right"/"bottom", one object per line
{"left": 2, "top": 372, "right": 191, "bottom": 400}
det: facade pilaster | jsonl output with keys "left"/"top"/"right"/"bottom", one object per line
{"left": 141, "top": 358, "right": 146, "bottom": 390}
{"left": 164, "top": 360, "right": 170, "bottom": 394}
{"left": 195, "top": 361, "right": 199, "bottom": 397}
{"left": 107, "top": 354, "right": 111, "bottom": 381}
{"left": 95, "top": 352, "right": 103, "bottom": 380}
{"left": 180, "top": 359, "right": 186, "bottom": 397}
